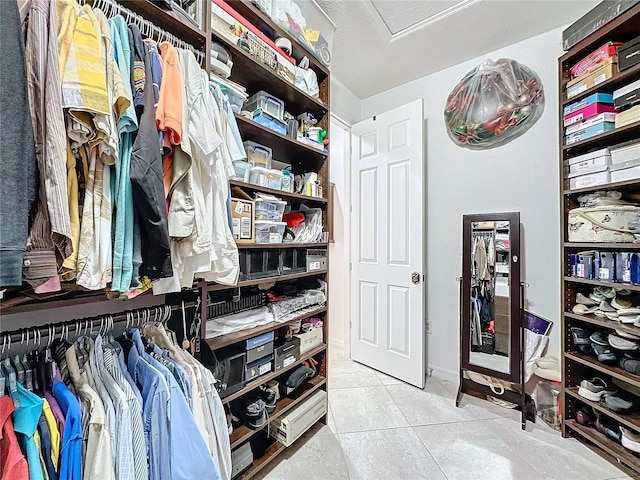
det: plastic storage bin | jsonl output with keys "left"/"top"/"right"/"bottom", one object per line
{"left": 247, "top": 166, "right": 270, "bottom": 187}
{"left": 210, "top": 73, "right": 248, "bottom": 113}
{"left": 267, "top": 170, "right": 283, "bottom": 190}
{"left": 255, "top": 197, "right": 287, "bottom": 222}
{"left": 252, "top": 109, "right": 287, "bottom": 135}
{"left": 280, "top": 248, "right": 307, "bottom": 274}
{"left": 244, "top": 249, "right": 281, "bottom": 279}
{"left": 243, "top": 141, "right": 272, "bottom": 169}
{"left": 255, "top": 221, "right": 287, "bottom": 244}
{"left": 245, "top": 90, "right": 285, "bottom": 121}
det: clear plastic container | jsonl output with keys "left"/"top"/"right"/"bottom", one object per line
{"left": 247, "top": 166, "right": 270, "bottom": 187}
{"left": 232, "top": 160, "right": 252, "bottom": 180}
{"left": 267, "top": 170, "right": 283, "bottom": 190}
{"left": 210, "top": 73, "right": 248, "bottom": 113}
{"left": 243, "top": 141, "right": 273, "bottom": 169}
{"left": 244, "top": 90, "right": 285, "bottom": 121}
{"left": 255, "top": 198, "right": 287, "bottom": 222}
{"left": 255, "top": 221, "right": 287, "bottom": 244}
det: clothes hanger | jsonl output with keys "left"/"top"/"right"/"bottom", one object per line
{"left": 0, "top": 335, "right": 6, "bottom": 397}
{"left": 12, "top": 331, "right": 25, "bottom": 386}
{"left": 1, "top": 335, "right": 20, "bottom": 407}
{"left": 20, "top": 329, "right": 33, "bottom": 391}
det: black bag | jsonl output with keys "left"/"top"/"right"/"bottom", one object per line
{"left": 477, "top": 332, "right": 495, "bottom": 354}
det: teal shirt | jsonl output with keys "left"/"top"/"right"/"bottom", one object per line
{"left": 13, "top": 383, "right": 45, "bottom": 480}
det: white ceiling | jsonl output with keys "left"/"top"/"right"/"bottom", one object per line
{"left": 315, "top": 0, "right": 600, "bottom": 99}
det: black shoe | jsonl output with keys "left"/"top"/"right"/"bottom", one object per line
{"left": 257, "top": 384, "right": 277, "bottom": 414}
{"left": 592, "top": 343, "right": 618, "bottom": 363}
{"left": 236, "top": 396, "right": 268, "bottom": 430}
{"left": 571, "top": 327, "right": 592, "bottom": 345}
{"left": 589, "top": 331, "right": 610, "bottom": 346}
{"left": 578, "top": 344, "right": 596, "bottom": 356}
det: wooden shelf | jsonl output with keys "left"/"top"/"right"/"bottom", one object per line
{"left": 563, "top": 121, "right": 640, "bottom": 156}
{"left": 230, "top": 180, "right": 328, "bottom": 204}
{"left": 565, "top": 351, "right": 640, "bottom": 389}
{"left": 222, "top": 344, "right": 327, "bottom": 404}
{"left": 565, "top": 420, "right": 640, "bottom": 473}
{"left": 118, "top": 0, "right": 206, "bottom": 47}
{"left": 205, "top": 306, "right": 327, "bottom": 350}
{"left": 563, "top": 177, "right": 640, "bottom": 195}
{"left": 565, "top": 387, "right": 640, "bottom": 433}
{"left": 563, "top": 242, "right": 640, "bottom": 249}
{"left": 229, "top": 375, "right": 326, "bottom": 449}
{"left": 236, "top": 439, "right": 286, "bottom": 480}
{"left": 234, "top": 114, "right": 328, "bottom": 168}
{"left": 565, "top": 312, "right": 640, "bottom": 338}
{"left": 564, "top": 276, "right": 640, "bottom": 292}
{"left": 237, "top": 242, "right": 328, "bottom": 249}
{"left": 226, "top": 0, "right": 330, "bottom": 79}
{"left": 562, "top": 63, "right": 640, "bottom": 106}
{"left": 205, "top": 270, "right": 327, "bottom": 292}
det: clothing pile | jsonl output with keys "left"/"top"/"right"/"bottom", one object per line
{"left": 0, "top": 0, "right": 246, "bottom": 297}
{"left": 0, "top": 324, "right": 231, "bottom": 480}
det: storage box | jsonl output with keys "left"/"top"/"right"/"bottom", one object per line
{"left": 570, "top": 42, "right": 623, "bottom": 77}
{"left": 247, "top": 166, "right": 270, "bottom": 188}
{"left": 613, "top": 79, "right": 640, "bottom": 110}
{"left": 231, "top": 442, "right": 253, "bottom": 479}
{"left": 566, "top": 166, "right": 610, "bottom": 190}
{"left": 618, "top": 35, "right": 640, "bottom": 71}
{"left": 611, "top": 140, "right": 640, "bottom": 164}
{"left": 599, "top": 252, "right": 615, "bottom": 281}
{"left": 255, "top": 221, "right": 287, "bottom": 244}
{"left": 255, "top": 196, "right": 287, "bottom": 222}
{"left": 252, "top": 109, "right": 287, "bottom": 135}
{"left": 246, "top": 331, "right": 275, "bottom": 350}
{"left": 270, "top": 390, "right": 327, "bottom": 447}
{"left": 274, "top": 337, "right": 301, "bottom": 372}
{"left": 210, "top": 73, "right": 248, "bottom": 113}
{"left": 563, "top": 92, "right": 614, "bottom": 117}
{"left": 246, "top": 341, "right": 274, "bottom": 364}
{"left": 615, "top": 104, "right": 640, "bottom": 127}
{"left": 231, "top": 189, "right": 255, "bottom": 244}
{"left": 562, "top": 1, "right": 639, "bottom": 51}
{"left": 568, "top": 205, "right": 639, "bottom": 243}
{"left": 566, "top": 148, "right": 611, "bottom": 174}
{"left": 245, "top": 354, "right": 273, "bottom": 382}
{"left": 280, "top": 248, "right": 307, "bottom": 274}
{"left": 563, "top": 103, "right": 618, "bottom": 127}
{"left": 616, "top": 252, "right": 632, "bottom": 283}
{"left": 232, "top": 160, "right": 252, "bottom": 180}
{"left": 267, "top": 170, "right": 283, "bottom": 190}
{"left": 245, "top": 249, "right": 281, "bottom": 279}
{"left": 243, "top": 141, "right": 273, "bottom": 169}
{"left": 565, "top": 121, "right": 616, "bottom": 144}
{"left": 574, "top": 253, "right": 594, "bottom": 279}
{"left": 610, "top": 158, "right": 640, "bottom": 182}
{"left": 567, "top": 57, "right": 618, "bottom": 99}
{"left": 306, "top": 249, "right": 328, "bottom": 271}
{"left": 294, "top": 328, "right": 323, "bottom": 354}
{"left": 245, "top": 90, "right": 285, "bottom": 121}
{"left": 566, "top": 113, "right": 619, "bottom": 136}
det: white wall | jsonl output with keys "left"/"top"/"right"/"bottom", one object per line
{"left": 361, "top": 27, "right": 563, "bottom": 377}
{"left": 330, "top": 76, "right": 361, "bottom": 125}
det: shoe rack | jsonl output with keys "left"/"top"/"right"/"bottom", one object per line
{"left": 560, "top": 5, "right": 640, "bottom": 472}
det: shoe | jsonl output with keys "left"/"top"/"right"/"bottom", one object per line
{"left": 612, "top": 296, "right": 633, "bottom": 310}
{"left": 615, "top": 329, "right": 640, "bottom": 341}
{"left": 590, "top": 292, "right": 606, "bottom": 303}
{"left": 589, "top": 331, "right": 610, "bottom": 346}
{"left": 238, "top": 396, "right": 268, "bottom": 430}
{"left": 577, "top": 292, "right": 597, "bottom": 306}
{"left": 608, "top": 333, "right": 639, "bottom": 351}
{"left": 592, "top": 343, "right": 618, "bottom": 363}
{"left": 601, "top": 394, "right": 635, "bottom": 413}
{"left": 605, "top": 425, "right": 623, "bottom": 443}
{"left": 578, "top": 344, "right": 596, "bottom": 356}
{"left": 616, "top": 308, "right": 640, "bottom": 316}
{"left": 599, "top": 301, "right": 616, "bottom": 313}
{"left": 620, "top": 357, "right": 640, "bottom": 375}
{"left": 257, "top": 384, "right": 277, "bottom": 414}
{"left": 594, "top": 286, "right": 616, "bottom": 299}
{"left": 575, "top": 409, "right": 594, "bottom": 426}
{"left": 604, "top": 312, "right": 619, "bottom": 321}
{"left": 594, "top": 310, "right": 606, "bottom": 318}
{"left": 571, "top": 327, "right": 592, "bottom": 346}
{"left": 578, "top": 377, "right": 617, "bottom": 401}
{"left": 572, "top": 304, "right": 598, "bottom": 315}
{"left": 621, "top": 427, "right": 640, "bottom": 453}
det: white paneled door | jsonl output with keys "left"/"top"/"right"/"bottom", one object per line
{"left": 350, "top": 100, "right": 426, "bottom": 388}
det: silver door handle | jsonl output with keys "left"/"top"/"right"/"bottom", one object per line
{"left": 411, "top": 272, "right": 420, "bottom": 284}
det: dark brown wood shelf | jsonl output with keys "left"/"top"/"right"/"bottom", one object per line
{"left": 237, "top": 242, "right": 328, "bottom": 249}
{"left": 564, "top": 276, "right": 640, "bottom": 292}
{"left": 222, "top": 344, "right": 327, "bottom": 404}
{"left": 566, "top": 387, "right": 640, "bottom": 432}
{"left": 118, "top": 0, "right": 206, "bottom": 46}
{"left": 565, "top": 420, "right": 640, "bottom": 473}
{"left": 230, "top": 375, "right": 326, "bottom": 449}
{"left": 205, "top": 306, "right": 327, "bottom": 350}
{"left": 236, "top": 440, "right": 286, "bottom": 480}
{"left": 563, "top": 122, "right": 640, "bottom": 156}
{"left": 565, "top": 312, "right": 640, "bottom": 338}
{"left": 230, "top": 180, "right": 328, "bottom": 204}
{"left": 565, "top": 351, "right": 640, "bottom": 389}
{"left": 562, "top": 63, "right": 640, "bottom": 106}
{"left": 563, "top": 242, "right": 640, "bottom": 249}
{"left": 235, "top": 114, "right": 328, "bottom": 168}
{"left": 226, "top": 0, "right": 330, "bottom": 79}
{"left": 563, "top": 177, "right": 640, "bottom": 195}
{"left": 205, "top": 270, "right": 327, "bottom": 292}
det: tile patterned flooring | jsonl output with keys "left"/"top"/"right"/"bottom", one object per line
{"left": 255, "top": 353, "right": 635, "bottom": 480}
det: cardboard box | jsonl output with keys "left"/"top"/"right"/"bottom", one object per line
{"left": 567, "top": 57, "right": 618, "bottom": 99}
{"left": 294, "top": 328, "right": 323, "bottom": 354}
{"left": 306, "top": 249, "right": 328, "bottom": 271}
{"left": 274, "top": 337, "right": 301, "bottom": 372}
{"left": 245, "top": 354, "right": 273, "bottom": 382}
{"left": 618, "top": 35, "right": 640, "bottom": 71}
{"left": 615, "top": 104, "right": 640, "bottom": 128}
{"left": 231, "top": 187, "right": 254, "bottom": 244}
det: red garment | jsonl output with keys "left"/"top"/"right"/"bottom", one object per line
{"left": 0, "top": 395, "right": 29, "bottom": 480}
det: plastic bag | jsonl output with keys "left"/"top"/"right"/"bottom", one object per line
{"left": 444, "top": 58, "right": 544, "bottom": 149}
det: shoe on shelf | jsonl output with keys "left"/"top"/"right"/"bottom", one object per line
{"left": 594, "top": 286, "right": 617, "bottom": 299}
{"left": 578, "top": 344, "right": 596, "bottom": 356}
{"left": 618, "top": 314, "right": 640, "bottom": 324}
{"left": 604, "top": 312, "right": 619, "bottom": 321}
{"left": 589, "top": 331, "right": 610, "bottom": 346}
{"left": 575, "top": 408, "right": 594, "bottom": 426}
{"left": 616, "top": 308, "right": 640, "bottom": 316}
{"left": 577, "top": 292, "right": 598, "bottom": 306}
{"left": 236, "top": 396, "right": 268, "bottom": 430}
{"left": 599, "top": 301, "right": 616, "bottom": 313}
{"left": 572, "top": 304, "right": 599, "bottom": 315}
{"left": 601, "top": 393, "right": 636, "bottom": 414}
{"left": 620, "top": 357, "right": 640, "bottom": 375}
{"left": 571, "top": 327, "right": 592, "bottom": 346}
{"left": 605, "top": 424, "right": 623, "bottom": 443}
{"left": 592, "top": 343, "right": 619, "bottom": 363}
{"left": 608, "top": 333, "right": 639, "bottom": 351}
{"left": 257, "top": 384, "right": 277, "bottom": 414}
{"left": 615, "top": 329, "right": 640, "bottom": 341}
{"left": 578, "top": 377, "right": 617, "bottom": 401}
{"left": 621, "top": 427, "right": 640, "bottom": 453}
{"left": 612, "top": 296, "right": 633, "bottom": 310}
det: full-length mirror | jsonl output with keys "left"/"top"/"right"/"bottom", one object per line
{"left": 461, "top": 212, "right": 521, "bottom": 383}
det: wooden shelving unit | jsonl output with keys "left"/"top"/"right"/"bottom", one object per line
{"left": 560, "top": 5, "right": 640, "bottom": 474}
{"left": 204, "top": 269, "right": 327, "bottom": 292}
{"left": 229, "top": 179, "right": 328, "bottom": 204}
{"left": 236, "top": 242, "right": 328, "bottom": 249}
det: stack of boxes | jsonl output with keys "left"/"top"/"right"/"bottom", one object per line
{"left": 570, "top": 251, "right": 640, "bottom": 284}
{"left": 564, "top": 92, "right": 618, "bottom": 145}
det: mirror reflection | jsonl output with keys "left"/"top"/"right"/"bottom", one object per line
{"left": 469, "top": 220, "right": 511, "bottom": 374}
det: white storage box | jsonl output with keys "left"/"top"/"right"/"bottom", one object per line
{"left": 611, "top": 141, "right": 640, "bottom": 164}
{"left": 306, "top": 249, "right": 328, "bottom": 271}
{"left": 210, "top": 74, "right": 248, "bottom": 113}
{"left": 270, "top": 389, "right": 327, "bottom": 447}
{"left": 255, "top": 196, "right": 287, "bottom": 222}
{"left": 294, "top": 328, "right": 323, "bottom": 354}
{"left": 610, "top": 158, "right": 640, "bottom": 183}
{"left": 243, "top": 141, "right": 272, "bottom": 168}
{"left": 568, "top": 205, "right": 638, "bottom": 243}
{"left": 566, "top": 167, "right": 610, "bottom": 190}
{"left": 267, "top": 170, "right": 283, "bottom": 190}
{"left": 247, "top": 166, "right": 270, "bottom": 187}
{"left": 255, "top": 220, "right": 286, "bottom": 243}
{"left": 245, "top": 90, "right": 285, "bottom": 122}
{"left": 565, "top": 147, "right": 611, "bottom": 176}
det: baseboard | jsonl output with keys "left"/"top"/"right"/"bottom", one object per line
{"left": 429, "top": 366, "right": 458, "bottom": 383}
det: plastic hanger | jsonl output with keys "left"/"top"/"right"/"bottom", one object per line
{"left": 1, "top": 335, "right": 20, "bottom": 407}
{"left": 21, "top": 329, "right": 33, "bottom": 391}
{"left": 12, "top": 331, "right": 25, "bottom": 386}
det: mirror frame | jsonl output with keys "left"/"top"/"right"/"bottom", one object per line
{"left": 460, "top": 212, "right": 521, "bottom": 384}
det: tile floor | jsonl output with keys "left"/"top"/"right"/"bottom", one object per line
{"left": 255, "top": 352, "right": 636, "bottom": 480}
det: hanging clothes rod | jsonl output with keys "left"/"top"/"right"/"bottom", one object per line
{"left": 82, "top": 0, "right": 205, "bottom": 65}
{"left": 1, "top": 301, "right": 197, "bottom": 347}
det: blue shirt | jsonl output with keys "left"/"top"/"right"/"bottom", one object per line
{"left": 38, "top": 412, "right": 58, "bottom": 480}
{"left": 53, "top": 380, "right": 83, "bottom": 480}
{"left": 13, "top": 382, "right": 44, "bottom": 480}
{"left": 130, "top": 329, "right": 220, "bottom": 480}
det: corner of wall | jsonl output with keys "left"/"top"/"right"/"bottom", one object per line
{"left": 330, "top": 75, "right": 363, "bottom": 125}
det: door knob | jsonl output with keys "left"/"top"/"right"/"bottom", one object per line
{"left": 411, "top": 272, "right": 420, "bottom": 284}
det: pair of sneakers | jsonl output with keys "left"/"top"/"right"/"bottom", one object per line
{"left": 237, "top": 380, "right": 280, "bottom": 430}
